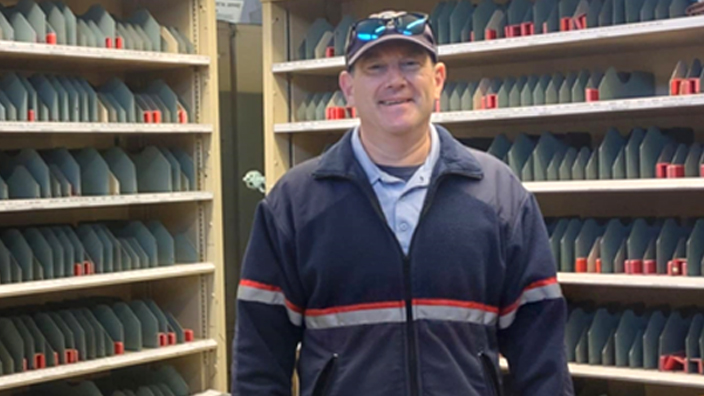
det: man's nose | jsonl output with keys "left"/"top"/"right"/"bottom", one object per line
{"left": 384, "top": 64, "right": 407, "bottom": 88}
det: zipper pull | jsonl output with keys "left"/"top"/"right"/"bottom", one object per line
{"left": 312, "top": 353, "right": 339, "bottom": 396}
{"left": 478, "top": 351, "right": 503, "bottom": 396}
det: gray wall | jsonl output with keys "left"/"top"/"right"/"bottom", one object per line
{"left": 217, "top": 21, "right": 264, "bottom": 375}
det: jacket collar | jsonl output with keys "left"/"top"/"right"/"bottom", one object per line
{"left": 312, "top": 124, "right": 484, "bottom": 182}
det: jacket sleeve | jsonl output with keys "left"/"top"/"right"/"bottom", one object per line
{"left": 231, "top": 199, "right": 304, "bottom": 395}
{"left": 497, "top": 194, "right": 574, "bottom": 396}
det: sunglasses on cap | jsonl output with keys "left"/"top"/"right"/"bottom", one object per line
{"left": 349, "top": 12, "right": 430, "bottom": 42}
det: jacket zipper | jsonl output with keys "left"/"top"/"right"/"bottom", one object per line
{"left": 478, "top": 352, "right": 503, "bottom": 396}
{"left": 342, "top": 174, "right": 448, "bottom": 396}
{"left": 403, "top": 255, "right": 418, "bottom": 396}
{"left": 312, "top": 353, "right": 338, "bottom": 396}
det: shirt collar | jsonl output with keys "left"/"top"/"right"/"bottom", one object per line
{"left": 351, "top": 123, "right": 440, "bottom": 186}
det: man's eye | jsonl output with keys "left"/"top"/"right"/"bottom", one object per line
{"left": 365, "top": 64, "right": 384, "bottom": 73}
{"left": 402, "top": 61, "right": 420, "bottom": 68}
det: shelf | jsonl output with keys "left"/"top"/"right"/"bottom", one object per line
{"left": 0, "top": 0, "right": 226, "bottom": 391}
{"left": 500, "top": 359, "right": 704, "bottom": 388}
{"left": 524, "top": 178, "right": 704, "bottom": 194}
{"left": 0, "top": 40, "right": 210, "bottom": 73}
{"left": 272, "top": 16, "right": 704, "bottom": 75}
{"left": 264, "top": 0, "right": 704, "bottom": 393}
{"left": 566, "top": 363, "right": 704, "bottom": 389}
{"left": 272, "top": 55, "right": 345, "bottom": 75}
{"left": 274, "top": 118, "right": 357, "bottom": 133}
{"left": 0, "top": 339, "right": 218, "bottom": 391}
{"left": 0, "top": 192, "right": 213, "bottom": 214}
{"left": 274, "top": 94, "right": 704, "bottom": 133}
{"left": 558, "top": 273, "right": 704, "bottom": 290}
{"left": 0, "top": 263, "right": 215, "bottom": 299}
{"left": 0, "top": 122, "right": 212, "bottom": 135}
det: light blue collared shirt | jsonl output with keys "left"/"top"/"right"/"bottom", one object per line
{"left": 351, "top": 124, "right": 441, "bottom": 255}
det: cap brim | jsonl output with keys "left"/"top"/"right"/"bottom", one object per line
{"left": 346, "top": 34, "right": 438, "bottom": 68}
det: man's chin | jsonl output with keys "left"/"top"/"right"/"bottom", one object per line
{"left": 381, "top": 122, "right": 423, "bottom": 135}
{"left": 360, "top": 115, "right": 427, "bottom": 135}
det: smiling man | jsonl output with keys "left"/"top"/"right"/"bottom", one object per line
{"left": 233, "top": 10, "right": 574, "bottom": 396}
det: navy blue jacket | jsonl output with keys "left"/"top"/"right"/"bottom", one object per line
{"left": 232, "top": 125, "right": 574, "bottom": 396}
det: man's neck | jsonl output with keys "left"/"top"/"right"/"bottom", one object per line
{"left": 359, "top": 124, "right": 432, "bottom": 167}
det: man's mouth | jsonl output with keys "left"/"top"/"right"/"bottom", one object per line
{"left": 379, "top": 99, "right": 413, "bottom": 106}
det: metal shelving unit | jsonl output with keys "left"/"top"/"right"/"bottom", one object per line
{"left": 558, "top": 273, "right": 704, "bottom": 290}
{"left": 0, "top": 262, "right": 216, "bottom": 299}
{"left": 0, "top": 340, "right": 218, "bottom": 391}
{"left": 262, "top": 0, "right": 704, "bottom": 394}
{"left": 499, "top": 358, "right": 704, "bottom": 389}
{"left": 274, "top": 94, "right": 704, "bottom": 133}
{"left": 0, "top": 0, "right": 226, "bottom": 394}
{"left": 523, "top": 178, "right": 704, "bottom": 193}
{"left": 0, "top": 122, "right": 212, "bottom": 134}
{"left": 0, "top": 192, "right": 213, "bottom": 213}
{"left": 271, "top": 15, "right": 704, "bottom": 74}
{"left": 0, "top": 39, "right": 210, "bottom": 72}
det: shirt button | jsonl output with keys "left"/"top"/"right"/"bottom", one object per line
{"left": 420, "top": 176, "right": 425, "bottom": 182}
{"left": 399, "top": 222, "right": 409, "bottom": 232}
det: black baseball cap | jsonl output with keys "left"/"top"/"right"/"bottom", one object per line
{"left": 345, "top": 11, "right": 438, "bottom": 68}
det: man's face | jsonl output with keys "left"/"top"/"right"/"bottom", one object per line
{"left": 339, "top": 41, "right": 446, "bottom": 136}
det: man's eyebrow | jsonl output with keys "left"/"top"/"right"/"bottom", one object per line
{"left": 360, "top": 55, "right": 382, "bottom": 65}
{"left": 403, "top": 51, "right": 426, "bottom": 59}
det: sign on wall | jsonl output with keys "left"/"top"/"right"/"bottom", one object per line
{"left": 216, "top": 0, "right": 245, "bottom": 23}
{"left": 217, "top": 0, "right": 261, "bottom": 24}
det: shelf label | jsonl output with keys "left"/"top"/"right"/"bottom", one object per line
{"left": 279, "top": 94, "right": 704, "bottom": 132}
{"left": 281, "top": 16, "right": 704, "bottom": 73}
{"left": 0, "top": 193, "right": 211, "bottom": 212}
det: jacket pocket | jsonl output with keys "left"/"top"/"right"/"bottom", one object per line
{"left": 478, "top": 351, "right": 503, "bottom": 396}
{"left": 312, "top": 353, "right": 338, "bottom": 396}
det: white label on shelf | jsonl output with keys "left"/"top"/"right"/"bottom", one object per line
{"left": 276, "top": 94, "right": 704, "bottom": 133}
{"left": 0, "top": 192, "right": 213, "bottom": 213}
{"left": 217, "top": 0, "right": 245, "bottom": 23}
{"left": 0, "top": 263, "right": 215, "bottom": 299}
{"left": 437, "top": 17, "right": 701, "bottom": 57}
{"left": 277, "top": 16, "right": 704, "bottom": 74}
{"left": 0, "top": 340, "right": 218, "bottom": 391}
{"left": 0, "top": 40, "right": 209, "bottom": 65}
{"left": 192, "top": 391, "right": 228, "bottom": 396}
{"left": 273, "top": 57, "right": 344, "bottom": 73}
{"left": 0, "top": 122, "right": 213, "bottom": 134}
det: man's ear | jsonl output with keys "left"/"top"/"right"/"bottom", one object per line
{"left": 433, "top": 62, "right": 447, "bottom": 101}
{"left": 339, "top": 70, "right": 355, "bottom": 107}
